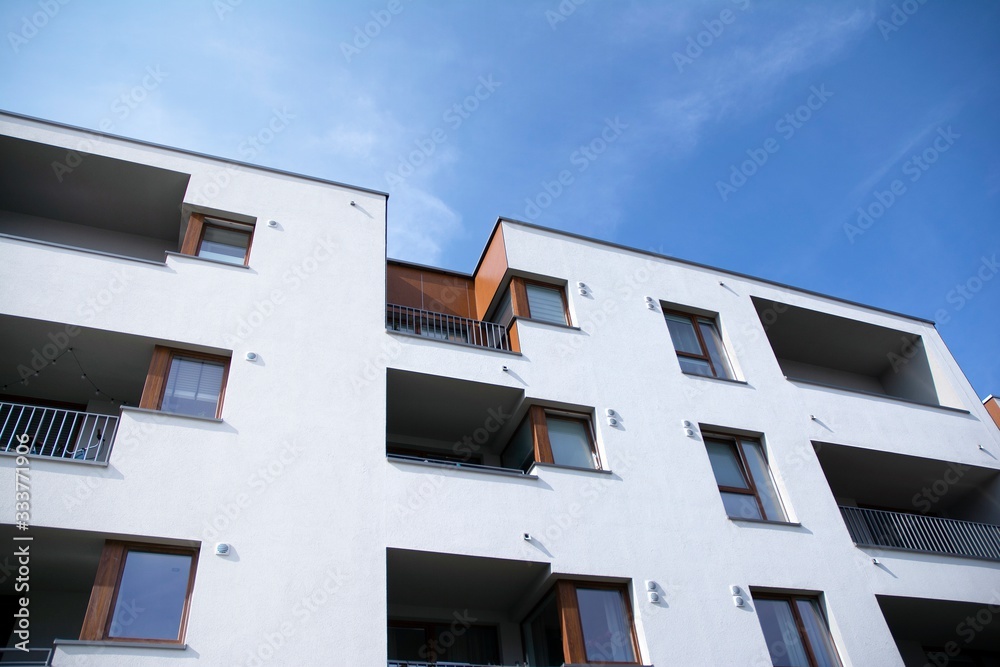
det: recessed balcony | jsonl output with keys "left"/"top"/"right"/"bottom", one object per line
{"left": 816, "top": 442, "right": 1000, "bottom": 561}
{"left": 0, "top": 135, "right": 190, "bottom": 263}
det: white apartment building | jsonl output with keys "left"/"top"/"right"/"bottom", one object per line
{"left": 1, "top": 110, "right": 999, "bottom": 667}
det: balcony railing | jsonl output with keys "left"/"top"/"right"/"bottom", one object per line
{"left": 387, "top": 304, "right": 512, "bottom": 352}
{"left": 389, "top": 662, "right": 512, "bottom": 667}
{"left": 840, "top": 505, "right": 1000, "bottom": 561}
{"left": 1, "top": 401, "right": 118, "bottom": 463}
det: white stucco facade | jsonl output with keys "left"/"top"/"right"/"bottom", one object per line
{"left": 0, "top": 112, "right": 998, "bottom": 666}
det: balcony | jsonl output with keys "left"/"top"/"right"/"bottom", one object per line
{"left": 0, "top": 134, "right": 191, "bottom": 263}
{"left": 752, "top": 297, "right": 963, "bottom": 409}
{"left": 386, "top": 304, "right": 513, "bottom": 352}
{"left": 816, "top": 441, "right": 1000, "bottom": 561}
{"left": 0, "top": 315, "right": 155, "bottom": 465}
{"left": 841, "top": 506, "right": 1000, "bottom": 561}
{"left": 1, "top": 401, "right": 117, "bottom": 463}
{"left": 878, "top": 595, "right": 1000, "bottom": 666}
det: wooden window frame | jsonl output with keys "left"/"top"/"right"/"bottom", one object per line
{"left": 751, "top": 593, "right": 842, "bottom": 667}
{"left": 704, "top": 433, "right": 769, "bottom": 520}
{"left": 139, "top": 346, "right": 231, "bottom": 419}
{"left": 520, "top": 581, "right": 640, "bottom": 665}
{"left": 507, "top": 277, "right": 571, "bottom": 326}
{"left": 180, "top": 213, "right": 254, "bottom": 266}
{"left": 663, "top": 309, "right": 730, "bottom": 379}
{"left": 501, "top": 407, "right": 600, "bottom": 472}
{"left": 80, "top": 541, "right": 199, "bottom": 644}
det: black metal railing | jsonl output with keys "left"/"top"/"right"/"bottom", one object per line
{"left": 386, "top": 304, "right": 512, "bottom": 352}
{"left": 840, "top": 505, "right": 1000, "bottom": 561}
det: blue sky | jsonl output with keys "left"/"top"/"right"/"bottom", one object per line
{"left": 1, "top": 0, "right": 998, "bottom": 397}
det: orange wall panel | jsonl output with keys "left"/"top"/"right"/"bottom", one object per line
{"left": 473, "top": 224, "right": 509, "bottom": 319}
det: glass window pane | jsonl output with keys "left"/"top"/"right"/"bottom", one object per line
{"left": 523, "top": 593, "right": 563, "bottom": 667}
{"left": 664, "top": 314, "right": 702, "bottom": 355}
{"left": 577, "top": 588, "right": 637, "bottom": 662}
{"left": 795, "top": 599, "right": 843, "bottom": 667}
{"left": 387, "top": 626, "right": 427, "bottom": 660}
{"left": 699, "top": 319, "right": 733, "bottom": 379}
{"left": 705, "top": 439, "right": 749, "bottom": 489}
{"left": 108, "top": 551, "right": 191, "bottom": 640}
{"left": 721, "top": 491, "right": 763, "bottom": 520}
{"left": 678, "top": 356, "right": 713, "bottom": 376}
{"left": 526, "top": 284, "right": 567, "bottom": 324}
{"left": 492, "top": 288, "right": 514, "bottom": 328}
{"left": 199, "top": 226, "right": 250, "bottom": 264}
{"left": 162, "top": 357, "right": 225, "bottom": 417}
{"left": 755, "top": 598, "right": 810, "bottom": 667}
{"left": 439, "top": 624, "right": 501, "bottom": 664}
{"left": 547, "top": 417, "right": 596, "bottom": 469}
{"left": 502, "top": 418, "right": 535, "bottom": 472}
{"left": 741, "top": 440, "right": 787, "bottom": 522}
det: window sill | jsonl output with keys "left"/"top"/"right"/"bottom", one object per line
{"left": 513, "top": 316, "right": 581, "bottom": 331}
{"left": 729, "top": 517, "right": 802, "bottom": 528}
{"left": 530, "top": 462, "right": 614, "bottom": 476}
{"left": 165, "top": 251, "right": 252, "bottom": 269}
{"left": 784, "top": 376, "right": 971, "bottom": 414}
{"left": 388, "top": 454, "right": 537, "bottom": 480}
{"left": 54, "top": 639, "right": 188, "bottom": 650}
{"left": 0, "top": 232, "right": 168, "bottom": 265}
{"left": 120, "top": 406, "right": 224, "bottom": 423}
{"left": 681, "top": 371, "right": 748, "bottom": 385}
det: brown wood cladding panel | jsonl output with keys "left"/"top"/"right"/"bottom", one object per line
{"left": 386, "top": 263, "right": 474, "bottom": 317}
{"left": 508, "top": 319, "right": 520, "bottom": 353}
{"left": 179, "top": 213, "right": 204, "bottom": 256}
{"left": 986, "top": 397, "right": 1000, "bottom": 430}
{"left": 509, "top": 276, "right": 530, "bottom": 318}
{"left": 473, "top": 224, "right": 509, "bottom": 319}
{"left": 79, "top": 541, "right": 125, "bottom": 640}
{"left": 530, "top": 405, "right": 553, "bottom": 464}
{"left": 138, "top": 346, "right": 171, "bottom": 410}
{"left": 556, "top": 580, "right": 587, "bottom": 664}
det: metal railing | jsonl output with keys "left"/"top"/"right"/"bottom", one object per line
{"left": 387, "top": 304, "right": 512, "bottom": 352}
{"left": 840, "top": 505, "right": 1000, "bottom": 561}
{"left": 387, "top": 452, "right": 528, "bottom": 476}
{"left": 0, "top": 647, "right": 53, "bottom": 665}
{"left": 1, "top": 401, "right": 118, "bottom": 463}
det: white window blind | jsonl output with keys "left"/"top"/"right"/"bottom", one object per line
{"left": 162, "top": 357, "right": 225, "bottom": 417}
{"left": 526, "top": 284, "right": 566, "bottom": 324}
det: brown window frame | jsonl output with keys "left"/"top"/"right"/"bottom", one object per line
{"left": 750, "top": 592, "right": 842, "bottom": 667}
{"left": 662, "top": 309, "right": 731, "bottom": 379}
{"left": 520, "top": 580, "right": 640, "bottom": 665}
{"left": 505, "top": 277, "right": 571, "bottom": 326}
{"left": 80, "top": 541, "right": 199, "bottom": 645}
{"left": 501, "top": 407, "right": 600, "bottom": 472}
{"left": 139, "top": 346, "right": 231, "bottom": 419}
{"left": 180, "top": 213, "right": 254, "bottom": 266}
{"left": 704, "top": 432, "right": 768, "bottom": 520}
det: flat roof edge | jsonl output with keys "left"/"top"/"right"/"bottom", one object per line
{"left": 0, "top": 109, "right": 389, "bottom": 198}
{"left": 497, "top": 217, "right": 937, "bottom": 326}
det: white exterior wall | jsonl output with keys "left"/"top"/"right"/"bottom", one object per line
{"left": 0, "top": 114, "right": 998, "bottom": 666}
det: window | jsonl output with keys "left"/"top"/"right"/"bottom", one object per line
{"left": 522, "top": 581, "right": 639, "bottom": 665}
{"left": 388, "top": 620, "right": 500, "bottom": 664}
{"left": 525, "top": 282, "right": 569, "bottom": 325}
{"left": 753, "top": 594, "right": 842, "bottom": 667}
{"left": 80, "top": 542, "right": 199, "bottom": 644}
{"left": 704, "top": 433, "right": 786, "bottom": 521}
{"left": 663, "top": 310, "right": 733, "bottom": 379}
{"left": 180, "top": 212, "right": 254, "bottom": 266}
{"left": 140, "top": 347, "right": 230, "bottom": 419}
{"left": 500, "top": 407, "right": 600, "bottom": 473}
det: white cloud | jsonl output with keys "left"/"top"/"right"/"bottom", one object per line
{"left": 388, "top": 184, "right": 463, "bottom": 265}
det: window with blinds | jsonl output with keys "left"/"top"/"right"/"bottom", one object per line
{"left": 161, "top": 357, "right": 226, "bottom": 418}
{"left": 526, "top": 283, "right": 567, "bottom": 325}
